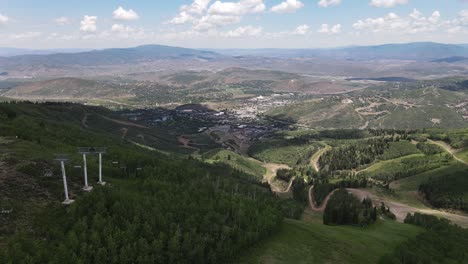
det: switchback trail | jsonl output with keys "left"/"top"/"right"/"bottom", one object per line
{"left": 428, "top": 139, "right": 468, "bottom": 165}
{"left": 308, "top": 185, "right": 339, "bottom": 212}
{"left": 262, "top": 163, "right": 293, "bottom": 193}
{"left": 308, "top": 186, "right": 468, "bottom": 227}
{"left": 309, "top": 144, "right": 332, "bottom": 172}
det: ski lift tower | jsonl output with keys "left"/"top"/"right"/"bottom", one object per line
{"left": 54, "top": 154, "right": 74, "bottom": 205}
{"left": 94, "top": 147, "right": 107, "bottom": 186}
{"left": 78, "top": 147, "right": 93, "bottom": 192}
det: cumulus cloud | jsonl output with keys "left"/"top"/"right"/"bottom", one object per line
{"left": 207, "top": 0, "right": 265, "bottom": 16}
{"left": 111, "top": 24, "right": 135, "bottom": 33}
{"left": 193, "top": 14, "right": 242, "bottom": 30}
{"left": 169, "top": 0, "right": 212, "bottom": 24}
{"left": 370, "top": 0, "right": 409, "bottom": 8}
{"left": 447, "top": 9, "right": 468, "bottom": 33}
{"left": 113, "top": 6, "right": 139, "bottom": 21}
{"left": 271, "top": 0, "right": 304, "bottom": 13}
{"left": 293, "top": 24, "right": 310, "bottom": 35}
{"left": 318, "top": 0, "right": 342, "bottom": 8}
{"left": 318, "top": 23, "right": 342, "bottom": 34}
{"left": 80, "top": 15, "right": 98, "bottom": 33}
{"left": 0, "top": 13, "right": 9, "bottom": 25}
{"left": 170, "top": 0, "right": 266, "bottom": 31}
{"left": 353, "top": 9, "right": 441, "bottom": 34}
{"left": 55, "top": 17, "right": 70, "bottom": 26}
{"left": 223, "top": 25, "right": 262, "bottom": 37}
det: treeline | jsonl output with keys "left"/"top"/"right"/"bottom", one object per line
{"left": 276, "top": 168, "right": 294, "bottom": 182}
{"left": 323, "top": 189, "right": 377, "bottom": 226}
{"left": 317, "top": 129, "right": 368, "bottom": 140}
{"left": 419, "top": 166, "right": 468, "bottom": 213}
{"left": 416, "top": 142, "right": 443, "bottom": 155}
{"left": 313, "top": 178, "right": 368, "bottom": 206}
{"left": 368, "top": 129, "right": 417, "bottom": 138}
{"left": 319, "top": 138, "right": 391, "bottom": 171}
{"left": 291, "top": 178, "right": 308, "bottom": 205}
{"left": 425, "top": 128, "right": 468, "bottom": 149}
{"left": 380, "top": 213, "right": 468, "bottom": 264}
{"left": 362, "top": 155, "right": 451, "bottom": 182}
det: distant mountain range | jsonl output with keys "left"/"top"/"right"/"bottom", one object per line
{"left": 0, "top": 48, "right": 92, "bottom": 57}
{"left": 1, "top": 42, "right": 468, "bottom": 73}
{"left": 0, "top": 45, "right": 223, "bottom": 69}
{"left": 212, "top": 42, "right": 468, "bottom": 61}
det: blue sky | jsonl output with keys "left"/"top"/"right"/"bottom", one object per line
{"left": 1, "top": 0, "right": 468, "bottom": 49}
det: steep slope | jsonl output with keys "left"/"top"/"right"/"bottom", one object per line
{"left": 0, "top": 102, "right": 282, "bottom": 263}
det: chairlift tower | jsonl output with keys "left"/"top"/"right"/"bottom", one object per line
{"left": 94, "top": 147, "right": 107, "bottom": 185}
{"left": 54, "top": 154, "right": 74, "bottom": 205}
{"left": 78, "top": 147, "right": 93, "bottom": 192}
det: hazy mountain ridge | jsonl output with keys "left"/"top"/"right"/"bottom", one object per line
{"left": 0, "top": 45, "right": 223, "bottom": 68}
{"left": 212, "top": 42, "right": 468, "bottom": 61}
{"left": 0, "top": 48, "right": 92, "bottom": 57}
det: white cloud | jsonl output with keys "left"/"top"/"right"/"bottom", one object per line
{"left": 193, "top": 14, "right": 241, "bottom": 30}
{"left": 353, "top": 9, "right": 442, "bottom": 34}
{"left": 447, "top": 9, "right": 468, "bottom": 33}
{"left": 207, "top": 0, "right": 266, "bottom": 16}
{"left": 318, "top": 0, "right": 341, "bottom": 8}
{"left": 169, "top": 0, "right": 265, "bottom": 31}
{"left": 80, "top": 15, "right": 98, "bottom": 33}
{"left": 0, "top": 13, "right": 9, "bottom": 25}
{"left": 113, "top": 6, "right": 139, "bottom": 21}
{"left": 111, "top": 24, "right": 135, "bottom": 33}
{"left": 370, "top": 0, "right": 409, "bottom": 8}
{"left": 223, "top": 25, "right": 262, "bottom": 37}
{"left": 293, "top": 24, "right": 309, "bottom": 35}
{"left": 55, "top": 17, "right": 70, "bottom": 26}
{"left": 271, "top": 0, "right": 304, "bottom": 13}
{"left": 318, "top": 23, "right": 342, "bottom": 34}
{"left": 169, "top": 0, "right": 212, "bottom": 24}
{"left": 10, "top": 32, "right": 42, "bottom": 40}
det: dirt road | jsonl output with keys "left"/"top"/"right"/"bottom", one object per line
{"left": 308, "top": 186, "right": 468, "bottom": 227}
{"left": 310, "top": 145, "right": 332, "bottom": 172}
{"left": 262, "top": 163, "right": 292, "bottom": 193}
{"left": 308, "top": 186, "right": 339, "bottom": 212}
{"left": 100, "top": 115, "right": 149, "bottom": 129}
{"left": 428, "top": 139, "right": 468, "bottom": 165}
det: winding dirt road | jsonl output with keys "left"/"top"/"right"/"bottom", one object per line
{"left": 308, "top": 186, "right": 339, "bottom": 212}
{"left": 262, "top": 163, "right": 293, "bottom": 193}
{"left": 428, "top": 139, "right": 468, "bottom": 165}
{"left": 309, "top": 145, "right": 332, "bottom": 172}
{"left": 308, "top": 186, "right": 468, "bottom": 227}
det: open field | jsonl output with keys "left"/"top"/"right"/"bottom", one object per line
{"left": 239, "top": 213, "right": 423, "bottom": 264}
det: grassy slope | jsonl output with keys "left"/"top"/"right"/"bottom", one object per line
{"left": 250, "top": 143, "right": 319, "bottom": 167}
{"left": 459, "top": 149, "right": 468, "bottom": 163}
{"left": 393, "top": 163, "right": 468, "bottom": 198}
{"left": 203, "top": 149, "right": 266, "bottom": 179}
{"left": 379, "top": 141, "right": 421, "bottom": 160}
{"left": 239, "top": 212, "right": 423, "bottom": 264}
{"left": 267, "top": 98, "right": 364, "bottom": 129}
{"left": 362, "top": 154, "right": 425, "bottom": 173}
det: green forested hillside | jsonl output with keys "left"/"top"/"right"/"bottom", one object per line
{"left": 0, "top": 102, "right": 283, "bottom": 263}
{"left": 1, "top": 102, "right": 467, "bottom": 263}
